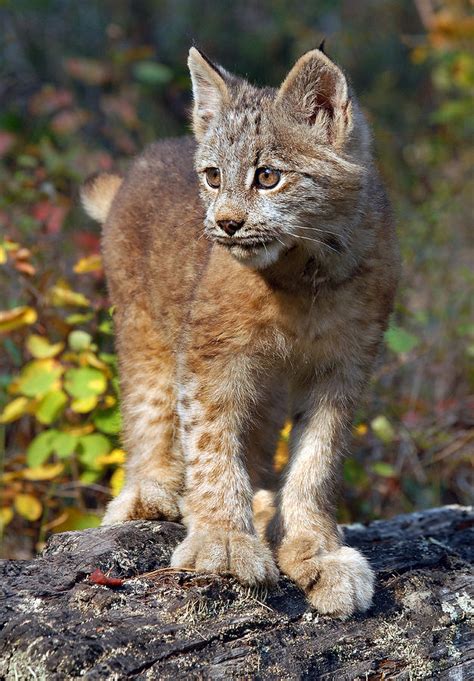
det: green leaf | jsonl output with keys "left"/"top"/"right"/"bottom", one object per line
{"left": 51, "top": 431, "right": 78, "bottom": 458}
{"left": 98, "top": 319, "right": 113, "bottom": 335}
{"left": 343, "top": 459, "right": 367, "bottom": 486}
{"left": 80, "top": 469, "right": 103, "bottom": 484}
{"left": 53, "top": 509, "right": 101, "bottom": 531}
{"left": 64, "top": 367, "right": 107, "bottom": 399}
{"left": 35, "top": 390, "right": 68, "bottom": 424}
{"left": 26, "top": 428, "right": 78, "bottom": 465}
{"left": 93, "top": 405, "right": 122, "bottom": 435}
{"left": 68, "top": 330, "right": 93, "bottom": 351}
{"left": 16, "top": 359, "right": 63, "bottom": 398}
{"left": 65, "top": 312, "right": 94, "bottom": 325}
{"left": 371, "top": 462, "right": 396, "bottom": 477}
{"left": 371, "top": 415, "right": 396, "bottom": 444}
{"left": 0, "top": 396, "right": 30, "bottom": 423}
{"left": 26, "top": 334, "right": 64, "bottom": 359}
{"left": 26, "top": 429, "right": 59, "bottom": 467}
{"left": 385, "top": 324, "right": 419, "bottom": 354}
{"left": 78, "top": 433, "right": 111, "bottom": 468}
{"left": 98, "top": 352, "right": 117, "bottom": 366}
{"left": 133, "top": 61, "right": 173, "bottom": 85}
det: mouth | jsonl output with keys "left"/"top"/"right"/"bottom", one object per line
{"left": 214, "top": 235, "right": 275, "bottom": 255}
{"left": 210, "top": 233, "right": 285, "bottom": 268}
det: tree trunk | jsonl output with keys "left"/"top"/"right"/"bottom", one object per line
{"left": 1, "top": 505, "right": 472, "bottom": 680}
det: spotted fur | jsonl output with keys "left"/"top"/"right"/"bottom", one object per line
{"left": 82, "top": 47, "right": 400, "bottom": 615}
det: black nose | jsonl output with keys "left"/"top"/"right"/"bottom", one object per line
{"left": 217, "top": 219, "right": 244, "bottom": 236}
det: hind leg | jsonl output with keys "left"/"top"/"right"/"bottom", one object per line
{"left": 102, "top": 305, "right": 184, "bottom": 525}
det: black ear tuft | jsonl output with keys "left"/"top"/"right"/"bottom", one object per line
{"left": 318, "top": 39, "right": 326, "bottom": 54}
{"left": 193, "top": 46, "right": 225, "bottom": 78}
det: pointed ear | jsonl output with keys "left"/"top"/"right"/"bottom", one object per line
{"left": 188, "top": 47, "right": 230, "bottom": 140}
{"left": 276, "top": 49, "right": 351, "bottom": 143}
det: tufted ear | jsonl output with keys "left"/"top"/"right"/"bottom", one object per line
{"left": 188, "top": 47, "right": 231, "bottom": 140}
{"left": 276, "top": 48, "right": 351, "bottom": 144}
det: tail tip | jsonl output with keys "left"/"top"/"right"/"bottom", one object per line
{"left": 80, "top": 172, "right": 123, "bottom": 223}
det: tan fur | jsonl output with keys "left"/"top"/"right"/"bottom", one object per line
{"left": 80, "top": 172, "right": 123, "bottom": 224}
{"left": 82, "top": 47, "right": 400, "bottom": 614}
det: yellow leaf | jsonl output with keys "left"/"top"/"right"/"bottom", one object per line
{"left": 274, "top": 438, "right": 289, "bottom": 473}
{"left": 0, "top": 507, "right": 14, "bottom": 529}
{"left": 0, "top": 306, "right": 37, "bottom": 334}
{"left": 0, "top": 396, "right": 30, "bottom": 423}
{"left": 103, "top": 395, "right": 117, "bottom": 407}
{"left": 70, "top": 395, "right": 99, "bottom": 413}
{"left": 15, "top": 359, "right": 63, "bottom": 398}
{"left": 14, "top": 494, "right": 43, "bottom": 521}
{"left": 64, "top": 423, "right": 94, "bottom": 437}
{"left": 280, "top": 421, "right": 292, "bottom": 441}
{"left": 1, "top": 471, "right": 20, "bottom": 483}
{"left": 48, "top": 284, "right": 90, "bottom": 308}
{"left": 22, "top": 463, "right": 64, "bottom": 481}
{"left": 0, "top": 245, "right": 6, "bottom": 265}
{"left": 82, "top": 351, "right": 110, "bottom": 373}
{"left": 97, "top": 448, "right": 126, "bottom": 466}
{"left": 26, "top": 334, "right": 64, "bottom": 359}
{"left": 110, "top": 467, "right": 125, "bottom": 497}
{"left": 354, "top": 423, "right": 368, "bottom": 436}
{"left": 52, "top": 508, "right": 101, "bottom": 532}
{"left": 73, "top": 254, "right": 102, "bottom": 273}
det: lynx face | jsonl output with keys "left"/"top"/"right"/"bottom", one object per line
{"left": 189, "top": 48, "right": 368, "bottom": 269}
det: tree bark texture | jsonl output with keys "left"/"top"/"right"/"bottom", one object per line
{"left": 0, "top": 505, "right": 473, "bottom": 680}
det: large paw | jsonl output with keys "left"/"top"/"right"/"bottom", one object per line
{"left": 278, "top": 535, "right": 374, "bottom": 617}
{"left": 171, "top": 527, "right": 279, "bottom": 586}
{"left": 102, "top": 479, "right": 181, "bottom": 525}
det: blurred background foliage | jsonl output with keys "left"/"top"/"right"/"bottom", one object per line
{"left": 0, "top": 0, "right": 473, "bottom": 558}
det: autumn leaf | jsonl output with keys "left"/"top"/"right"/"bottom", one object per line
{"left": 110, "top": 467, "right": 125, "bottom": 497}
{"left": 23, "top": 463, "right": 65, "bottom": 481}
{"left": 48, "top": 284, "right": 90, "bottom": 308}
{"left": 14, "top": 494, "right": 43, "bottom": 521}
{"left": 15, "top": 359, "right": 63, "bottom": 398}
{"left": 26, "top": 334, "right": 64, "bottom": 359}
{"left": 0, "top": 306, "right": 37, "bottom": 334}
{"left": 89, "top": 568, "right": 123, "bottom": 587}
{"left": 0, "top": 507, "right": 14, "bottom": 530}
{"left": 0, "top": 396, "right": 30, "bottom": 423}
{"left": 73, "top": 254, "right": 103, "bottom": 273}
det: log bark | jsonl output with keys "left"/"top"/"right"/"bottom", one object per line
{"left": 1, "top": 505, "right": 473, "bottom": 680}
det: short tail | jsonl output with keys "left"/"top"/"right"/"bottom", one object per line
{"left": 253, "top": 489, "right": 276, "bottom": 541}
{"left": 80, "top": 172, "right": 123, "bottom": 224}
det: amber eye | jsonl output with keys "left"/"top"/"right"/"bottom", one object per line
{"left": 205, "top": 167, "right": 221, "bottom": 189}
{"left": 255, "top": 167, "right": 281, "bottom": 189}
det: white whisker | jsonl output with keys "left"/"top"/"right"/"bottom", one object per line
{"left": 293, "top": 234, "right": 340, "bottom": 254}
{"left": 299, "top": 225, "right": 341, "bottom": 238}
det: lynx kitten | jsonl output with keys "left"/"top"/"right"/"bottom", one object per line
{"left": 81, "top": 46, "right": 399, "bottom": 616}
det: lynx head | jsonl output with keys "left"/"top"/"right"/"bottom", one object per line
{"left": 188, "top": 46, "right": 371, "bottom": 270}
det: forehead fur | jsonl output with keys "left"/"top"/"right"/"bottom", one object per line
{"left": 195, "top": 81, "right": 275, "bottom": 161}
{"left": 195, "top": 86, "right": 322, "bottom": 175}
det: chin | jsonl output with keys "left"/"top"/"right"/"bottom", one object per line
{"left": 229, "top": 240, "right": 284, "bottom": 269}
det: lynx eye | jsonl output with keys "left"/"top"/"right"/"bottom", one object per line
{"left": 255, "top": 167, "right": 281, "bottom": 189}
{"left": 205, "top": 167, "right": 221, "bottom": 189}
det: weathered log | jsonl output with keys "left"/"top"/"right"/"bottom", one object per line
{"left": 0, "top": 505, "right": 472, "bottom": 680}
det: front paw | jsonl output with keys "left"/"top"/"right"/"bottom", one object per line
{"left": 278, "top": 535, "right": 374, "bottom": 617}
{"left": 171, "top": 526, "right": 279, "bottom": 586}
{"left": 102, "top": 479, "right": 181, "bottom": 525}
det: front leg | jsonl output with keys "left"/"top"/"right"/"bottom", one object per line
{"left": 171, "top": 357, "right": 278, "bottom": 586}
{"left": 274, "top": 366, "right": 374, "bottom": 616}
